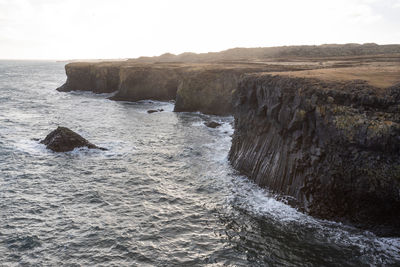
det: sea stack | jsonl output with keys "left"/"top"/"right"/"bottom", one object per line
{"left": 41, "top": 126, "right": 106, "bottom": 152}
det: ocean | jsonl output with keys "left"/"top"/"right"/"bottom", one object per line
{"left": 0, "top": 60, "right": 399, "bottom": 266}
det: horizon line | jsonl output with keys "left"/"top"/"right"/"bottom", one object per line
{"left": 1, "top": 42, "right": 399, "bottom": 61}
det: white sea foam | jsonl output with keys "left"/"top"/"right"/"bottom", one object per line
{"left": 122, "top": 100, "right": 175, "bottom": 113}
{"left": 190, "top": 121, "right": 204, "bottom": 127}
{"left": 217, "top": 121, "right": 234, "bottom": 135}
{"left": 13, "top": 139, "right": 49, "bottom": 155}
{"left": 69, "top": 90, "right": 116, "bottom": 99}
{"left": 225, "top": 174, "right": 400, "bottom": 265}
{"left": 12, "top": 138, "right": 130, "bottom": 159}
{"left": 225, "top": 175, "right": 308, "bottom": 222}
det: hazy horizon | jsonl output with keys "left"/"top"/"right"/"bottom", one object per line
{"left": 1, "top": 42, "right": 400, "bottom": 61}
{"left": 1, "top": 0, "right": 400, "bottom": 60}
{"left": 0, "top": 42, "right": 397, "bottom": 61}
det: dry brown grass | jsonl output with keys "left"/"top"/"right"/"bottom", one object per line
{"left": 267, "top": 62, "right": 400, "bottom": 88}
{"left": 67, "top": 53, "right": 400, "bottom": 89}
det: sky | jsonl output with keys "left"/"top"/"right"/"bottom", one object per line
{"left": 0, "top": 0, "right": 399, "bottom": 60}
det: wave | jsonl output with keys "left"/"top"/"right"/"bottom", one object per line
{"left": 224, "top": 174, "right": 400, "bottom": 265}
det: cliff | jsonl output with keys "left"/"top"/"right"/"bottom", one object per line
{"left": 57, "top": 62, "right": 120, "bottom": 93}
{"left": 110, "top": 64, "right": 184, "bottom": 102}
{"left": 174, "top": 65, "right": 277, "bottom": 115}
{"left": 229, "top": 68, "right": 400, "bottom": 236}
{"left": 57, "top": 62, "right": 311, "bottom": 114}
{"left": 173, "top": 68, "right": 240, "bottom": 115}
{"left": 173, "top": 64, "right": 313, "bottom": 115}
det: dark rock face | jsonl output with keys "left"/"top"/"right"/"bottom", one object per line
{"left": 204, "top": 121, "right": 221, "bottom": 128}
{"left": 172, "top": 66, "right": 304, "bottom": 115}
{"left": 57, "top": 63, "right": 120, "bottom": 93}
{"left": 57, "top": 62, "right": 310, "bottom": 115}
{"left": 41, "top": 127, "right": 106, "bottom": 152}
{"left": 110, "top": 66, "right": 181, "bottom": 102}
{"left": 173, "top": 69, "right": 239, "bottom": 115}
{"left": 229, "top": 74, "right": 400, "bottom": 236}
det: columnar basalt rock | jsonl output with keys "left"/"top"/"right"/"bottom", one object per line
{"left": 229, "top": 73, "right": 400, "bottom": 236}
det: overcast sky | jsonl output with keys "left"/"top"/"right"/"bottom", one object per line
{"left": 0, "top": 0, "right": 399, "bottom": 59}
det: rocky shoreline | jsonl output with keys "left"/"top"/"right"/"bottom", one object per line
{"left": 56, "top": 45, "right": 400, "bottom": 236}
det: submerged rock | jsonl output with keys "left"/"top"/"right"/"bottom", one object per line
{"left": 147, "top": 109, "right": 164, "bottom": 114}
{"left": 204, "top": 121, "right": 222, "bottom": 128}
{"left": 41, "top": 127, "right": 106, "bottom": 152}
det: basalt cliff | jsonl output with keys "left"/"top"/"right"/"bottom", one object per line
{"left": 57, "top": 44, "right": 400, "bottom": 235}
{"left": 229, "top": 68, "right": 400, "bottom": 236}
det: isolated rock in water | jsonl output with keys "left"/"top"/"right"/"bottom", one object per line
{"left": 204, "top": 121, "right": 221, "bottom": 128}
{"left": 41, "top": 127, "right": 106, "bottom": 152}
{"left": 147, "top": 109, "right": 164, "bottom": 114}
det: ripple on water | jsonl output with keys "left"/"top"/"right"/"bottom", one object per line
{"left": 4, "top": 235, "right": 42, "bottom": 251}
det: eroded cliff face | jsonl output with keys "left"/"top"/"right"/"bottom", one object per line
{"left": 58, "top": 62, "right": 291, "bottom": 114}
{"left": 174, "top": 68, "right": 240, "bottom": 115}
{"left": 229, "top": 74, "right": 400, "bottom": 236}
{"left": 173, "top": 65, "right": 305, "bottom": 115}
{"left": 110, "top": 65, "right": 182, "bottom": 102}
{"left": 57, "top": 63, "right": 120, "bottom": 93}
